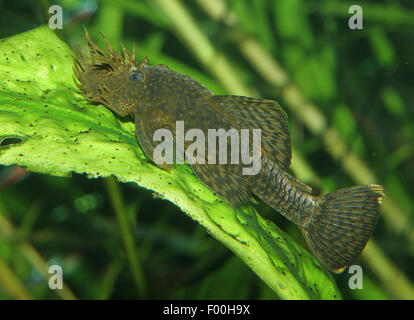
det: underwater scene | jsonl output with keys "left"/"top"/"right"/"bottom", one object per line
{"left": 0, "top": 0, "right": 413, "bottom": 301}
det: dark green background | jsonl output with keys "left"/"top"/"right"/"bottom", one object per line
{"left": 0, "top": 0, "right": 413, "bottom": 299}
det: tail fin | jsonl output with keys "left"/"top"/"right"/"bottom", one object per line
{"left": 302, "top": 184, "right": 384, "bottom": 272}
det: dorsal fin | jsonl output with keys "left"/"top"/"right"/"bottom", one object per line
{"left": 211, "top": 95, "right": 292, "bottom": 170}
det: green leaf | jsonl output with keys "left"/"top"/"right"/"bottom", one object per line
{"left": 0, "top": 26, "right": 341, "bottom": 300}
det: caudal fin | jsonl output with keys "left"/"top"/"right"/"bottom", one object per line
{"left": 302, "top": 184, "right": 384, "bottom": 272}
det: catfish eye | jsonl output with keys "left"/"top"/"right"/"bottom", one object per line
{"left": 129, "top": 66, "right": 143, "bottom": 81}
{"left": 130, "top": 73, "right": 143, "bottom": 81}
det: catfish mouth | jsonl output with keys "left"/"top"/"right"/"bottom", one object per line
{"left": 72, "top": 27, "right": 137, "bottom": 105}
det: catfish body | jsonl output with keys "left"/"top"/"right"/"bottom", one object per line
{"left": 73, "top": 31, "right": 384, "bottom": 272}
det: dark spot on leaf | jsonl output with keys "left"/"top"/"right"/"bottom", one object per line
{"left": 0, "top": 137, "right": 23, "bottom": 146}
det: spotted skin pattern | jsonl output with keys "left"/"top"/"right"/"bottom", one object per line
{"left": 73, "top": 30, "right": 384, "bottom": 272}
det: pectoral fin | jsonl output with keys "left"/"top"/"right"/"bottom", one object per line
{"left": 134, "top": 105, "right": 174, "bottom": 169}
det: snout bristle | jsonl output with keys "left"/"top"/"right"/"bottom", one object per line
{"left": 72, "top": 27, "right": 139, "bottom": 102}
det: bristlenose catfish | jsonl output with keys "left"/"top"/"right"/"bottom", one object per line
{"left": 73, "top": 30, "right": 384, "bottom": 272}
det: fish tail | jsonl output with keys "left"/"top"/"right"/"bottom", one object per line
{"left": 302, "top": 184, "right": 384, "bottom": 272}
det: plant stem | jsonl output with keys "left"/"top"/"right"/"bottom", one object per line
{"left": 0, "top": 212, "right": 77, "bottom": 300}
{"left": 105, "top": 176, "right": 147, "bottom": 298}
{"left": 0, "top": 258, "right": 33, "bottom": 300}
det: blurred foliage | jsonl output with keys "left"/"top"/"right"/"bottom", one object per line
{"left": 0, "top": 0, "right": 413, "bottom": 299}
